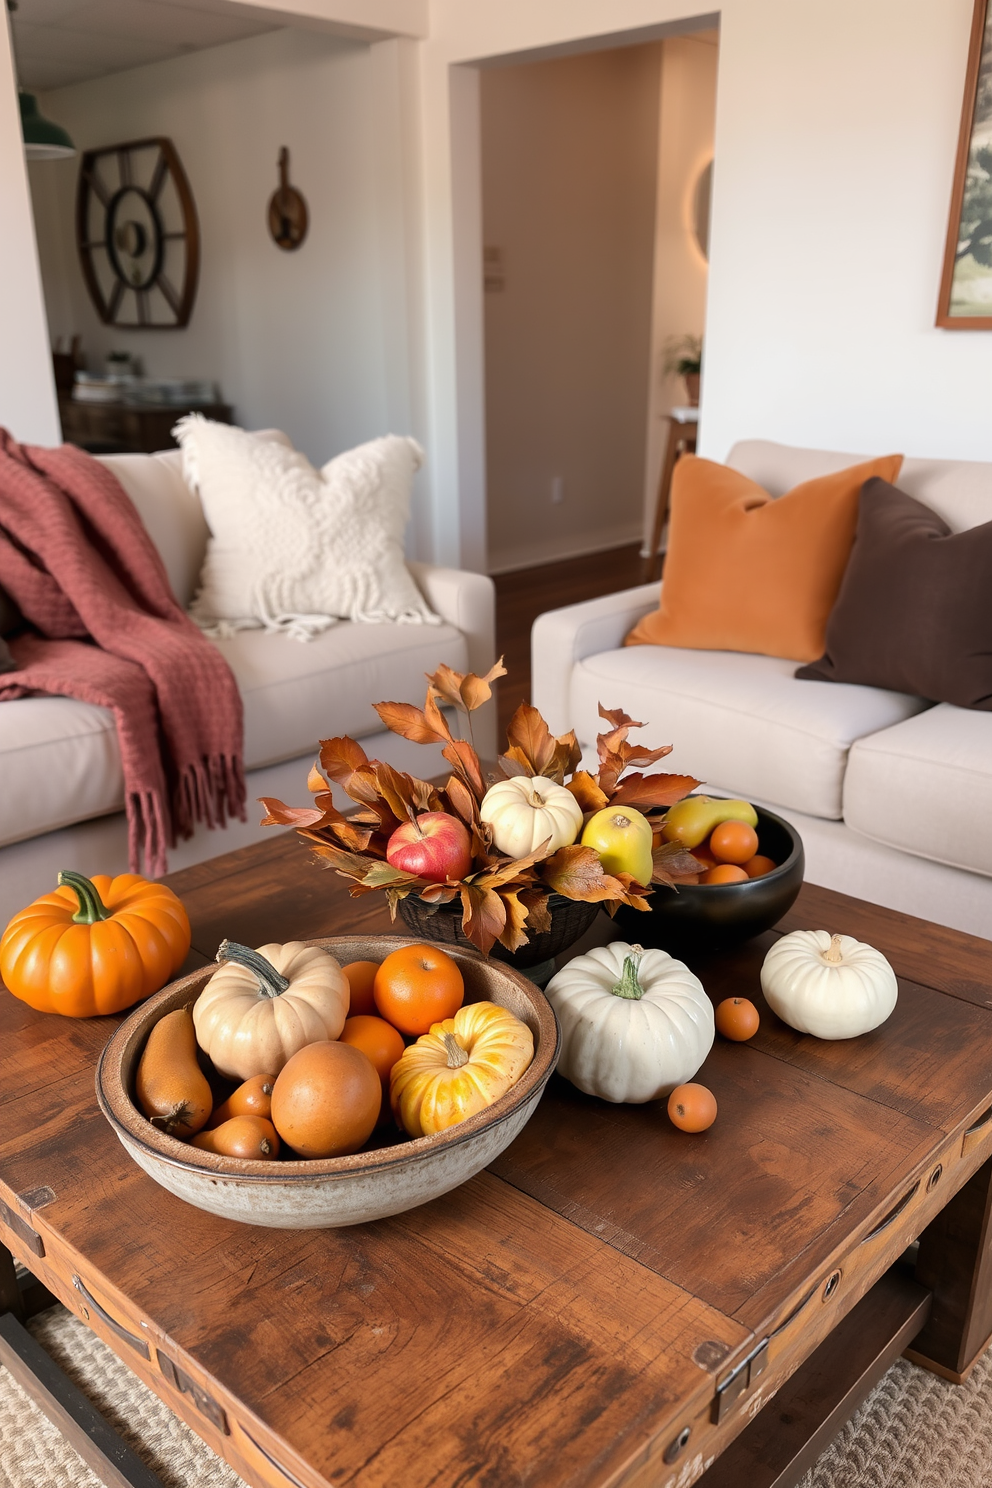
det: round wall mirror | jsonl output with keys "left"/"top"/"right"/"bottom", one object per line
{"left": 693, "top": 160, "right": 713, "bottom": 261}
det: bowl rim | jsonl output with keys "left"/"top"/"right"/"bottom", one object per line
{"left": 663, "top": 801, "right": 803, "bottom": 896}
{"left": 95, "top": 934, "right": 560, "bottom": 1184}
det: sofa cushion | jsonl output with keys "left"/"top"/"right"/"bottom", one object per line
{"left": 728, "top": 441, "right": 992, "bottom": 533}
{"left": 98, "top": 451, "right": 209, "bottom": 609}
{"left": 0, "top": 696, "right": 123, "bottom": 847}
{"left": 0, "top": 622, "right": 468, "bottom": 848}
{"left": 844, "top": 705, "right": 992, "bottom": 877}
{"left": 568, "top": 645, "right": 929, "bottom": 820}
{"left": 214, "top": 620, "right": 469, "bottom": 771}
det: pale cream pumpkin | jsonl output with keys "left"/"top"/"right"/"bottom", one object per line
{"left": 480, "top": 775, "right": 582, "bottom": 859}
{"left": 760, "top": 930, "right": 897, "bottom": 1039}
{"left": 545, "top": 942, "right": 714, "bottom": 1103}
{"left": 390, "top": 1000, "right": 534, "bottom": 1136}
{"left": 193, "top": 940, "right": 349, "bottom": 1080}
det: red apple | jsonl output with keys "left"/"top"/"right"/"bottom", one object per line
{"left": 385, "top": 812, "right": 472, "bottom": 883}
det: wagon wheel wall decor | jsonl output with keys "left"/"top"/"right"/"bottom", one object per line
{"left": 76, "top": 137, "right": 199, "bottom": 329}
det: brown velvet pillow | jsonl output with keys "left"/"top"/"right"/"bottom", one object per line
{"left": 797, "top": 478, "right": 992, "bottom": 709}
{"left": 625, "top": 453, "right": 903, "bottom": 662}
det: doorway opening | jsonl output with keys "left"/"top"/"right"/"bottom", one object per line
{"left": 479, "top": 28, "right": 718, "bottom": 589}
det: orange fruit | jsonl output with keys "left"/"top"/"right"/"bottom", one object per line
{"left": 692, "top": 845, "right": 718, "bottom": 869}
{"left": 207, "top": 1073, "right": 276, "bottom": 1128}
{"left": 709, "top": 821, "right": 759, "bottom": 865}
{"left": 340, "top": 1015, "right": 406, "bottom": 1088}
{"left": 668, "top": 1083, "right": 717, "bottom": 1132}
{"left": 715, "top": 997, "right": 760, "bottom": 1041}
{"left": 743, "top": 854, "right": 777, "bottom": 879}
{"left": 373, "top": 943, "right": 464, "bottom": 1036}
{"left": 192, "top": 1115, "right": 280, "bottom": 1160}
{"left": 700, "top": 864, "right": 748, "bottom": 885}
{"left": 342, "top": 960, "right": 379, "bottom": 1017}
{"left": 270, "top": 1041, "right": 381, "bottom": 1158}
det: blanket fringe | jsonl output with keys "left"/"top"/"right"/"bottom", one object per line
{"left": 172, "top": 753, "right": 247, "bottom": 846}
{"left": 129, "top": 789, "right": 169, "bottom": 878}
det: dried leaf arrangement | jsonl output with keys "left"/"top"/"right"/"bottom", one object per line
{"left": 261, "top": 661, "right": 702, "bottom": 956}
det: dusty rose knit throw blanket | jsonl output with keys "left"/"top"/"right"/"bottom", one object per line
{"left": 0, "top": 431, "right": 245, "bottom": 875}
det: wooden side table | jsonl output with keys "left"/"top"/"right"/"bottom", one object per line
{"left": 59, "top": 398, "right": 233, "bottom": 455}
{"left": 644, "top": 406, "right": 698, "bottom": 579}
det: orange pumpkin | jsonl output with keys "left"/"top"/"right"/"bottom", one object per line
{"left": 0, "top": 870, "right": 191, "bottom": 1017}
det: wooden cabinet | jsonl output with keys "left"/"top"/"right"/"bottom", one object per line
{"left": 59, "top": 397, "right": 233, "bottom": 455}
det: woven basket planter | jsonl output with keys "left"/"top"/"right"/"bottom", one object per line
{"left": 397, "top": 892, "right": 600, "bottom": 970}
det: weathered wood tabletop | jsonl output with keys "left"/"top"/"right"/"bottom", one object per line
{"left": 2, "top": 830, "right": 992, "bottom": 1488}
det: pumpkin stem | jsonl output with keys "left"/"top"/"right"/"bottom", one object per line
{"left": 441, "top": 1032, "right": 470, "bottom": 1068}
{"left": 216, "top": 940, "right": 291, "bottom": 998}
{"left": 58, "top": 870, "right": 112, "bottom": 925}
{"left": 822, "top": 934, "right": 845, "bottom": 965}
{"left": 611, "top": 946, "right": 646, "bottom": 1000}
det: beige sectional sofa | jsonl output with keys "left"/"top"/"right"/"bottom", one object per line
{"left": 0, "top": 441, "right": 496, "bottom": 926}
{"left": 533, "top": 440, "right": 992, "bottom": 941}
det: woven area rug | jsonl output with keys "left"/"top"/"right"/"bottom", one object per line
{"left": 0, "top": 1305, "right": 245, "bottom": 1488}
{"left": 2, "top": 1303, "right": 992, "bottom": 1486}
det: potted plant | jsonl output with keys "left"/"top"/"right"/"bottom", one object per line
{"left": 664, "top": 334, "right": 703, "bottom": 407}
{"left": 261, "top": 662, "right": 702, "bottom": 977}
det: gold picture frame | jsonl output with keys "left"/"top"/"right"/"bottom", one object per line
{"left": 938, "top": 0, "right": 992, "bottom": 326}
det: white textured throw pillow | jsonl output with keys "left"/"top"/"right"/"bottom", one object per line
{"left": 175, "top": 416, "right": 439, "bottom": 639}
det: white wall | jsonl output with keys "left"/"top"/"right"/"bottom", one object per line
{"left": 481, "top": 45, "right": 662, "bottom": 573}
{"left": 701, "top": 0, "right": 979, "bottom": 464}
{"left": 423, "top": 0, "right": 982, "bottom": 569}
{"left": 0, "top": 13, "right": 60, "bottom": 444}
{"left": 27, "top": 27, "right": 433, "bottom": 550}
{"left": 642, "top": 33, "right": 716, "bottom": 542}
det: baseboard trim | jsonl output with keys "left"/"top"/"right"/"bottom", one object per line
{"left": 488, "top": 527, "right": 641, "bottom": 576}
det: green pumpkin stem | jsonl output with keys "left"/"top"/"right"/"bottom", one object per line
{"left": 611, "top": 945, "right": 646, "bottom": 1001}
{"left": 58, "top": 870, "right": 112, "bottom": 925}
{"left": 216, "top": 939, "right": 290, "bottom": 999}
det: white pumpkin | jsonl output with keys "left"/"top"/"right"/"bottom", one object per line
{"left": 544, "top": 942, "right": 715, "bottom": 1103}
{"left": 760, "top": 930, "right": 897, "bottom": 1039}
{"left": 193, "top": 939, "right": 349, "bottom": 1080}
{"left": 480, "top": 775, "right": 582, "bottom": 859}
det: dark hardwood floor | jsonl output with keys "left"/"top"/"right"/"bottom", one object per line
{"left": 494, "top": 542, "right": 648, "bottom": 737}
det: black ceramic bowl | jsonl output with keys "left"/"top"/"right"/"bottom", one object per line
{"left": 398, "top": 891, "right": 600, "bottom": 970}
{"left": 614, "top": 804, "right": 804, "bottom": 954}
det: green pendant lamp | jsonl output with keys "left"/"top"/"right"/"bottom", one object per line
{"left": 18, "top": 89, "right": 75, "bottom": 160}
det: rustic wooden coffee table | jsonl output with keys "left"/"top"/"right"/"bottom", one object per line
{"left": 2, "top": 832, "right": 992, "bottom": 1488}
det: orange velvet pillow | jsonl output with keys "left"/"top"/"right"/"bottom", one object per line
{"left": 625, "top": 453, "right": 904, "bottom": 662}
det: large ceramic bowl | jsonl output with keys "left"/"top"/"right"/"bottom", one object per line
{"left": 96, "top": 935, "right": 559, "bottom": 1229}
{"left": 615, "top": 805, "right": 804, "bottom": 954}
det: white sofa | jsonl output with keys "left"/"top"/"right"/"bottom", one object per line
{"left": 0, "top": 442, "right": 496, "bottom": 927}
{"left": 533, "top": 440, "right": 992, "bottom": 942}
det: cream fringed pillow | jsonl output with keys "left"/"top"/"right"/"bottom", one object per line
{"left": 175, "top": 417, "right": 440, "bottom": 640}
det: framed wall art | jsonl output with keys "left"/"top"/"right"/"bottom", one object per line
{"left": 937, "top": 0, "right": 992, "bottom": 326}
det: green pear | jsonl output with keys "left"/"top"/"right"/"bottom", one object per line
{"left": 662, "top": 796, "right": 758, "bottom": 849}
{"left": 581, "top": 806, "right": 654, "bottom": 886}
